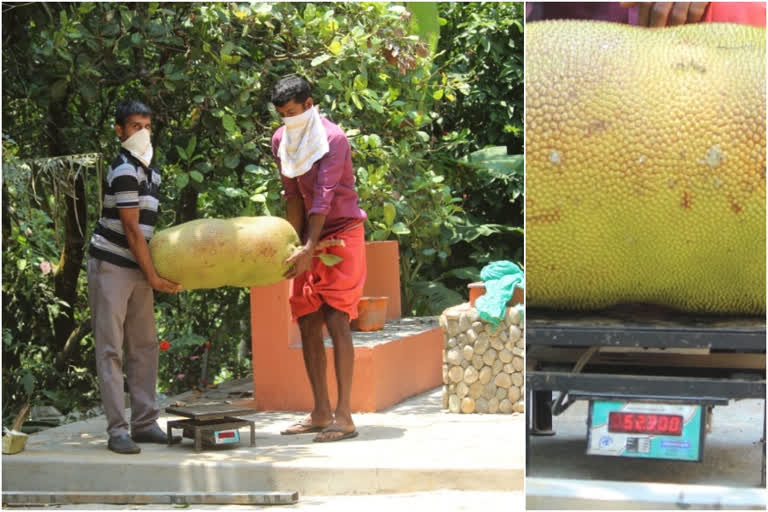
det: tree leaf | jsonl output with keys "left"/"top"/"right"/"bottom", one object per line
{"left": 222, "top": 114, "right": 237, "bottom": 133}
{"left": 317, "top": 253, "right": 343, "bottom": 266}
{"left": 189, "top": 171, "right": 204, "bottom": 183}
{"left": 175, "top": 174, "right": 189, "bottom": 188}
{"left": 224, "top": 153, "right": 240, "bottom": 169}
{"left": 383, "top": 203, "right": 396, "bottom": 226}
{"left": 186, "top": 135, "right": 197, "bottom": 156}
{"left": 328, "top": 40, "right": 342, "bottom": 55}
{"left": 391, "top": 222, "right": 410, "bottom": 235}
{"left": 353, "top": 74, "right": 368, "bottom": 90}
{"left": 350, "top": 92, "right": 363, "bottom": 110}
{"left": 21, "top": 372, "right": 35, "bottom": 395}
{"left": 311, "top": 54, "right": 331, "bottom": 67}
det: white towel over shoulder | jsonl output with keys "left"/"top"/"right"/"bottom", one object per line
{"left": 278, "top": 106, "right": 329, "bottom": 178}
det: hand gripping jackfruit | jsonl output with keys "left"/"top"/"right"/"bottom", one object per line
{"left": 525, "top": 21, "right": 766, "bottom": 314}
{"left": 149, "top": 216, "right": 301, "bottom": 290}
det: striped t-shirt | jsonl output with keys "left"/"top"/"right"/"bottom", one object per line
{"left": 88, "top": 149, "right": 161, "bottom": 268}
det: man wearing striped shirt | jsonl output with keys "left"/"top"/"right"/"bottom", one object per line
{"left": 87, "top": 99, "right": 181, "bottom": 454}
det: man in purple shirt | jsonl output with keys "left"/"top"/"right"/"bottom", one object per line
{"left": 271, "top": 75, "right": 367, "bottom": 443}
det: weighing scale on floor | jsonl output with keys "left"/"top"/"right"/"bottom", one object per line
{"left": 165, "top": 403, "right": 256, "bottom": 452}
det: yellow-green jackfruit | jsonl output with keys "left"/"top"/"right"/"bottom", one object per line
{"left": 525, "top": 21, "right": 766, "bottom": 314}
{"left": 149, "top": 216, "right": 300, "bottom": 290}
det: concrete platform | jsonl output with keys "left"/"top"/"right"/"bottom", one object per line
{"left": 3, "top": 491, "right": 525, "bottom": 510}
{"left": 2, "top": 384, "right": 524, "bottom": 498}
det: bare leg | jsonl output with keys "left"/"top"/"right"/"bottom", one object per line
{"left": 297, "top": 309, "right": 333, "bottom": 427}
{"left": 314, "top": 305, "right": 356, "bottom": 441}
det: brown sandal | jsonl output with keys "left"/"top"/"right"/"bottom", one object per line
{"left": 313, "top": 424, "right": 359, "bottom": 443}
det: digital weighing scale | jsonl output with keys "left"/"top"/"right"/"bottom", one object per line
{"left": 165, "top": 403, "right": 256, "bottom": 453}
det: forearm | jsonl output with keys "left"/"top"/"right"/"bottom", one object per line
{"left": 124, "top": 226, "right": 160, "bottom": 284}
{"left": 285, "top": 197, "right": 305, "bottom": 239}
{"left": 303, "top": 214, "right": 326, "bottom": 250}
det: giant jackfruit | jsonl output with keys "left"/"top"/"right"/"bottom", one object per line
{"left": 149, "top": 216, "right": 301, "bottom": 290}
{"left": 525, "top": 21, "right": 766, "bottom": 314}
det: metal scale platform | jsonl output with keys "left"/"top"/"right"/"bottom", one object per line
{"left": 165, "top": 403, "right": 256, "bottom": 453}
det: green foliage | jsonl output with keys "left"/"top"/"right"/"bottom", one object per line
{"left": 2, "top": 138, "right": 100, "bottom": 420}
{"left": 154, "top": 288, "right": 252, "bottom": 395}
{"left": 434, "top": 2, "right": 524, "bottom": 153}
{"left": 2, "top": 2, "right": 524, "bottom": 418}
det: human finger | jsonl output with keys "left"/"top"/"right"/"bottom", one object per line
{"left": 637, "top": 3, "right": 652, "bottom": 26}
{"left": 686, "top": 2, "right": 709, "bottom": 22}
{"left": 668, "top": 2, "right": 692, "bottom": 25}
{"left": 284, "top": 251, "right": 301, "bottom": 266}
{"left": 649, "top": 3, "right": 673, "bottom": 26}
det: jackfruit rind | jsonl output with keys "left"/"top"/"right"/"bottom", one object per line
{"left": 149, "top": 216, "right": 301, "bottom": 290}
{"left": 526, "top": 21, "right": 766, "bottom": 314}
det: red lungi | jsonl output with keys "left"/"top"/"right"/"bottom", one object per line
{"left": 290, "top": 223, "right": 367, "bottom": 321}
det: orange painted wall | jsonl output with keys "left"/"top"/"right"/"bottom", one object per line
{"left": 370, "top": 328, "right": 444, "bottom": 410}
{"left": 362, "top": 241, "right": 402, "bottom": 320}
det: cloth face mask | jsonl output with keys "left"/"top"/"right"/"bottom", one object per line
{"left": 277, "top": 106, "right": 329, "bottom": 178}
{"left": 121, "top": 128, "right": 153, "bottom": 168}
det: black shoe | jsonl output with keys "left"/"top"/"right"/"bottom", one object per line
{"left": 132, "top": 424, "right": 181, "bottom": 444}
{"left": 108, "top": 434, "right": 141, "bottom": 454}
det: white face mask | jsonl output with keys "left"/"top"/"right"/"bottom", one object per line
{"left": 277, "top": 106, "right": 329, "bottom": 178}
{"left": 121, "top": 128, "right": 153, "bottom": 168}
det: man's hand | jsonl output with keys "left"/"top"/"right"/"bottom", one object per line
{"left": 149, "top": 276, "right": 182, "bottom": 293}
{"left": 621, "top": 2, "right": 709, "bottom": 26}
{"left": 283, "top": 245, "right": 314, "bottom": 280}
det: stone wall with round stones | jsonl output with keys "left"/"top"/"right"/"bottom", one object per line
{"left": 439, "top": 302, "right": 524, "bottom": 414}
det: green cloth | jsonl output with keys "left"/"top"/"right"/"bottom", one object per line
{"left": 476, "top": 261, "right": 524, "bottom": 328}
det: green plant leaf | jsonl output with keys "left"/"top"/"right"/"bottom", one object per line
{"left": 391, "top": 222, "right": 410, "bottom": 235}
{"left": 328, "top": 40, "right": 342, "bottom": 55}
{"left": 311, "top": 54, "right": 331, "bottom": 67}
{"left": 460, "top": 147, "right": 523, "bottom": 176}
{"left": 317, "top": 253, "right": 343, "bottom": 266}
{"left": 21, "top": 372, "right": 35, "bottom": 395}
{"left": 353, "top": 74, "right": 368, "bottom": 90}
{"left": 222, "top": 114, "right": 237, "bottom": 133}
{"left": 407, "top": 2, "right": 440, "bottom": 52}
{"left": 175, "top": 174, "right": 189, "bottom": 188}
{"left": 186, "top": 135, "right": 197, "bottom": 156}
{"left": 189, "top": 171, "right": 204, "bottom": 183}
{"left": 410, "top": 280, "right": 464, "bottom": 313}
{"left": 383, "top": 203, "right": 396, "bottom": 226}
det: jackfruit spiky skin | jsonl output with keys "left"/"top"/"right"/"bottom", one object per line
{"left": 149, "top": 216, "right": 301, "bottom": 290}
{"left": 525, "top": 21, "right": 766, "bottom": 314}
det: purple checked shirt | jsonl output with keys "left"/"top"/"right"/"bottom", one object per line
{"left": 272, "top": 117, "right": 367, "bottom": 240}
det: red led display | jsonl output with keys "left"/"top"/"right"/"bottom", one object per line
{"left": 217, "top": 431, "right": 236, "bottom": 439}
{"left": 607, "top": 411, "right": 683, "bottom": 436}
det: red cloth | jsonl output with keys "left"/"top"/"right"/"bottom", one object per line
{"left": 705, "top": 2, "right": 766, "bottom": 27}
{"left": 528, "top": 2, "right": 766, "bottom": 27}
{"left": 290, "top": 223, "right": 367, "bottom": 321}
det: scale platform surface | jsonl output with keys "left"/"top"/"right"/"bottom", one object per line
{"left": 165, "top": 403, "right": 256, "bottom": 453}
